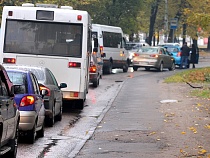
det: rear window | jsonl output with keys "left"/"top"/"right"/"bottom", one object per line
{"left": 7, "top": 71, "right": 28, "bottom": 94}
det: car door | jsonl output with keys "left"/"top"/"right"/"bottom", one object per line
{"left": 46, "top": 69, "right": 63, "bottom": 116}
{"left": 30, "top": 73, "right": 44, "bottom": 128}
{"left": 0, "top": 75, "right": 9, "bottom": 142}
{"left": 161, "top": 48, "right": 171, "bottom": 67}
{"left": 0, "top": 71, "right": 16, "bottom": 140}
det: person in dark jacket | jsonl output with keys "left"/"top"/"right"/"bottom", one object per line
{"left": 190, "top": 44, "right": 197, "bottom": 68}
{"left": 180, "top": 42, "right": 190, "bottom": 69}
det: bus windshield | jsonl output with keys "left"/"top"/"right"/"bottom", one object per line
{"left": 4, "top": 19, "right": 83, "bottom": 58}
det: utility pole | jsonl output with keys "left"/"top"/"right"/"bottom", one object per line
{"left": 164, "top": 0, "right": 168, "bottom": 43}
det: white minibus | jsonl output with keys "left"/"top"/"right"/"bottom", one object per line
{"left": 0, "top": 4, "right": 93, "bottom": 109}
{"left": 92, "top": 24, "right": 129, "bottom": 74}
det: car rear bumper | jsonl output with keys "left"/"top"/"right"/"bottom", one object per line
{"left": 19, "top": 111, "right": 37, "bottom": 131}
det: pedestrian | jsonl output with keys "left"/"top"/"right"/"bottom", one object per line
{"left": 190, "top": 44, "right": 197, "bottom": 68}
{"left": 180, "top": 42, "right": 190, "bottom": 69}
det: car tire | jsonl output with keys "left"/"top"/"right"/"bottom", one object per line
{"left": 56, "top": 105, "right": 62, "bottom": 121}
{"left": 7, "top": 123, "right": 19, "bottom": 158}
{"left": 145, "top": 67, "right": 150, "bottom": 71}
{"left": 28, "top": 123, "right": 36, "bottom": 144}
{"left": 93, "top": 78, "right": 99, "bottom": 87}
{"left": 158, "top": 62, "right": 163, "bottom": 72}
{"left": 123, "top": 64, "right": 128, "bottom": 72}
{"left": 37, "top": 122, "right": 45, "bottom": 138}
{"left": 169, "top": 62, "right": 175, "bottom": 71}
{"left": 48, "top": 105, "right": 55, "bottom": 127}
{"left": 133, "top": 66, "right": 138, "bottom": 71}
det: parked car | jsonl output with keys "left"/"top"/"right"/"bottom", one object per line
{"left": 0, "top": 64, "right": 20, "bottom": 157}
{"left": 89, "top": 37, "right": 103, "bottom": 87}
{"left": 125, "top": 42, "right": 150, "bottom": 66}
{"left": 5, "top": 67, "right": 47, "bottom": 144}
{"left": 159, "top": 42, "right": 181, "bottom": 47}
{"left": 163, "top": 45, "right": 182, "bottom": 66}
{"left": 132, "top": 46, "right": 175, "bottom": 71}
{"left": 163, "top": 45, "right": 190, "bottom": 68}
{"left": 4, "top": 65, "right": 67, "bottom": 127}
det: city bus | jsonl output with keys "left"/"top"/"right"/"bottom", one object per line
{"left": 0, "top": 3, "right": 93, "bottom": 109}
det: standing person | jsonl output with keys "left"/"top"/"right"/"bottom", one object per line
{"left": 190, "top": 44, "right": 197, "bottom": 68}
{"left": 180, "top": 42, "right": 190, "bottom": 69}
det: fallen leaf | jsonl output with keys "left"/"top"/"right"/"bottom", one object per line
{"left": 181, "top": 131, "right": 186, "bottom": 134}
{"left": 198, "top": 149, "right": 207, "bottom": 155}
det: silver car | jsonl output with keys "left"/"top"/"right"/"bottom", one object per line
{"left": 132, "top": 46, "right": 175, "bottom": 71}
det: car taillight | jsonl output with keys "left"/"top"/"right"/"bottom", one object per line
{"left": 40, "top": 85, "right": 50, "bottom": 96}
{"left": 100, "top": 46, "right": 103, "bottom": 53}
{"left": 133, "top": 53, "right": 139, "bottom": 57}
{"left": 20, "top": 96, "right": 35, "bottom": 106}
{"left": 89, "top": 65, "right": 97, "bottom": 73}
{"left": 177, "top": 52, "right": 181, "bottom": 57}
{"left": 70, "top": 92, "right": 79, "bottom": 97}
{"left": 68, "top": 62, "right": 81, "bottom": 68}
{"left": 150, "top": 54, "right": 158, "bottom": 58}
{"left": 3, "top": 58, "right": 16, "bottom": 64}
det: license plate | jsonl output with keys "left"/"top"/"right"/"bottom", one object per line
{"left": 139, "top": 62, "right": 147, "bottom": 65}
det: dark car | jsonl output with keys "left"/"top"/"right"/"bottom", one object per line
{"left": 0, "top": 64, "right": 20, "bottom": 157}
{"left": 5, "top": 68, "right": 46, "bottom": 144}
{"left": 4, "top": 65, "right": 67, "bottom": 127}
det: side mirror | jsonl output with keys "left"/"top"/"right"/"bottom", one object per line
{"left": 93, "top": 38, "right": 98, "bottom": 47}
{"left": 41, "top": 89, "right": 48, "bottom": 96}
{"left": 11, "top": 85, "right": 26, "bottom": 94}
{"left": 59, "top": 83, "right": 67, "bottom": 89}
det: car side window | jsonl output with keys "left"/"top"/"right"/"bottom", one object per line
{"left": 30, "top": 73, "right": 40, "bottom": 95}
{"left": 0, "top": 76, "right": 8, "bottom": 96}
{"left": 47, "top": 69, "right": 59, "bottom": 87}
{"left": 45, "top": 70, "right": 54, "bottom": 85}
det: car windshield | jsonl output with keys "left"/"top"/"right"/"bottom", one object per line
{"left": 139, "top": 47, "right": 159, "bottom": 54}
{"left": 7, "top": 71, "right": 28, "bottom": 93}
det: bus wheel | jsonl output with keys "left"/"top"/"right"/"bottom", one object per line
{"left": 78, "top": 99, "right": 84, "bottom": 110}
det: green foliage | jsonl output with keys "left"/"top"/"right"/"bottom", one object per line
{"left": 165, "top": 67, "right": 210, "bottom": 83}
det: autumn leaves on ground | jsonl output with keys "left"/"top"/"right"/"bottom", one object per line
{"left": 157, "top": 56, "right": 210, "bottom": 158}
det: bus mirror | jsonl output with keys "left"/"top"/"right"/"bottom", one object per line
{"left": 94, "top": 38, "right": 98, "bottom": 47}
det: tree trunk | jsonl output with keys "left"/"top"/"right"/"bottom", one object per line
{"left": 182, "top": 24, "right": 187, "bottom": 45}
{"left": 148, "top": 1, "right": 160, "bottom": 46}
{"left": 207, "top": 36, "right": 210, "bottom": 51}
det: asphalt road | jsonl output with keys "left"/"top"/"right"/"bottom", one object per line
{"left": 9, "top": 55, "right": 210, "bottom": 158}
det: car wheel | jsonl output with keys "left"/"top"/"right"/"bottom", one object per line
{"left": 123, "top": 64, "right": 128, "bottom": 72}
{"left": 37, "top": 122, "right": 45, "bottom": 138}
{"left": 93, "top": 78, "right": 98, "bottom": 87}
{"left": 7, "top": 123, "right": 19, "bottom": 158}
{"left": 158, "top": 62, "right": 163, "bottom": 72}
{"left": 48, "top": 105, "right": 55, "bottom": 127}
{"left": 145, "top": 67, "right": 150, "bottom": 71}
{"left": 28, "top": 123, "right": 36, "bottom": 144}
{"left": 133, "top": 66, "right": 138, "bottom": 71}
{"left": 56, "top": 105, "right": 62, "bottom": 121}
{"left": 169, "top": 62, "right": 175, "bottom": 71}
